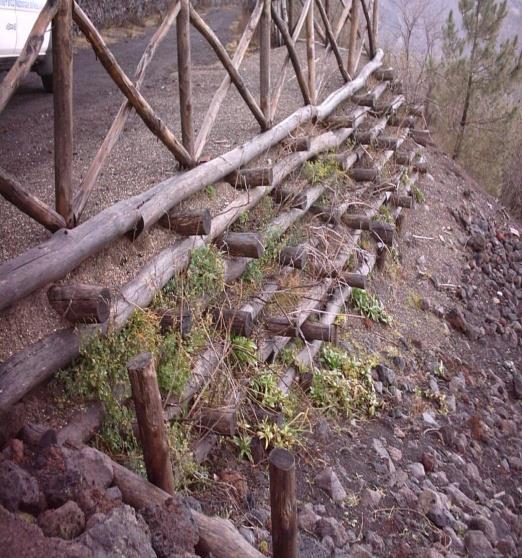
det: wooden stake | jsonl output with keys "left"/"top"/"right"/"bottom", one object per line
{"left": 306, "top": 0, "right": 316, "bottom": 104}
{"left": 265, "top": 317, "right": 338, "bottom": 342}
{"left": 127, "top": 353, "right": 175, "bottom": 495}
{"left": 47, "top": 284, "right": 111, "bottom": 323}
{"left": 177, "top": 0, "right": 195, "bottom": 159}
{"left": 158, "top": 208, "right": 212, "bottom": 236}
{"left": 260, "top": 0, "right": 271, "bottom": 124}
{"left": 372, "top": 0, "right": 380, "bottom": 50}
{"left": 0, "top": 167, "right": 66, "bottom": 232}
{"left": 53, "top": 0, "right": 74, "bottom": 228}
{"left": 72, "top": 2, "right": 195, "bottom": 168}
{"left": 348, "top": 0, "right": 360, "bottom": 76}
{"left": 216, "top": 232, "right": 265, "bottom": 259}
{"left": 269, "top": 448, "right": 298, "bottom": 558}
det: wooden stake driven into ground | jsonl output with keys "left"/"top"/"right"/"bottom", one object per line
{"left": 188, "top": 4, "right": 268, "bottom": 131}
{"left": 347, "top": 0, "right": 360, "bottom": 76}
{"left": 53, "top": 0, "right": 74, "bottom": 227}
{"left": 0, "top": 0, "right": 59, "bottom": 114}
{"left": 177, "top": 0, "right": 195, "bottom": 159}
{"left": 127, "top": 353, "right": 175, "bottom": 495}
{"left": 73, "top": 0, "right": 181, "bottom": 219}
{"left": 306, "top": 0, "right": 317, "bottom": 104}
{"left": 0, "top": 168, "right": 66, "bottom": 232}
{"left": 260, "top": 0, "right": 271, "bottom": 124}
{"left": 72, "top": 2, "right": 196, "bottom": 169}
{"left": 269, "top": 448, "right": 298, "bottom": 558}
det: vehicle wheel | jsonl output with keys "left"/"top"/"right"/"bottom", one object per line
{"left": 41, "top": 74, "right": 53, "bottom": 93}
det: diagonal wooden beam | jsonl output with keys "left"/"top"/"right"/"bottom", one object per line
{"left": 188, "top": 4, "right": 268, "bottom": 131}
{"left": 194, "top": 0, "right": 263, "bottom": 159}
{"left": 73, "top": 0, "right": 181, "bottom": 221}
{"left": 315, "top": 0, "right": 350, "bottom": 83}
{"left": 0, "top": 0, "right": 59, "bottom": 115}
{"left": 72, "top": 2, "right": 196, "bottom": 169}
{"left": 359, "top": 0, "right": 375, "bottom": 58}
{"left": 270, "top": 0, "right": 313, "bottom": 120}
{"left": 0, "top": 168, "right": 66, "bottom": 232}
{"left": 271, "top": 4, "right": 312, "bottom": 106}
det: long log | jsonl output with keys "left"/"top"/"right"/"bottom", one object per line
{"left": 73, "top": 0, "right": 181, "bottom": 219}
{"left": 0, "top": 329, "right": 80, "bottom": 415}
{"left": 47, "top": 283, "right": 111, "bottom": 323}
{"left": 340, "top": 272, "right": 367, "bottom": 289}
{"left": 265, "top": 317, "right": 338, "bottom": 342}
{"left": 0, "top": 0, "right": 59, "bottom": 114}
{"left": 53, "top": 0, "right": 74, "bottom": 227}
{"left": 177, "top": 0, "right": 195, "bottom": 159}
{"left": 72, "top": 2, "right": 195, "bottom": 168}
{"left": 270, "top": 5, "right": 312, "bottom": 106}
{"left": 158, "top": 208, "right": 212, "bottom": 236}
{"left": 194, "top": 0, "right": 263, "bottom": 158}
{"left": 128, "top": 353, "right": 175, "bottom": 494}
{"left": 0, "top": 167, "right": 66, "bottom": 232}
{"left": 188, "top": 5, "right": 267, "bottom": 130}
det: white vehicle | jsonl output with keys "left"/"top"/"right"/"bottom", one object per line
{"left": 0, "top": 0, "right": 53, "bottom": 92}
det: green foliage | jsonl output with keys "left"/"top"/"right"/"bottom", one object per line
{"left": 167, "top": 423, "right": 202, "bottom": 489}
{"left": 256, "top": 416, "right": 304, "bottom": 450}
{"left": 231, "top": 434, "right": 254, "bottom": 463}
{"left": 229, "top": 335, "right": 258, "bottom": 367}
{"left": 243, "top": 227, "right": 284, "bottom": 284}
{"left": 351, "top": 288, "right": 391, "bottom": 324}
{"left": 166, "top": 245, "right": 224, "bottom": 302}
{"left": 309, "top": 346, "right": 379, "bottom": 417}
{"left": 205, "top": 185, "right": 216, "bottom": 198}
{"left": 411, "top": 184, "right": 426, "bottom": 204}
{"left": 60, "top": 311, "right": 161, "bottom": 454}
{"left": 250, "top": 369, "right": 287, "bottom": 409}
{"left": 377, "top": 204, "right": 394, "bottom": 224}
{"left": 303, "top": 158, "right": 340, "bottom": 183}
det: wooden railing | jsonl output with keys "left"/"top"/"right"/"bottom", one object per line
{"left": 0, "top": 0, "right": 379, "bottom": 231}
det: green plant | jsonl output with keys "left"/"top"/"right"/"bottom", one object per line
{"left": 167, "top": 422, "right": 202, "bottom": 489}
{"left": 166, "top": 245, "right": 225, "bottom": 302}
{"left": 351, "top": 288, "right": 391, "bottom": 324}
{"left": 256, "top": 415, "right": 304, "bottom": 450}
{"left": 303, "top": 158, "right": 339, "bottom": 183}
{"left": 232, "top": 434, "right": 254, "bottom": 463}
{"left": 59, "top": 311, "right": 162, "bottom": 454}
{"left": 243, "top": 227, "right": 284, "bottom": 284}
{"left": 377, "top": 204, "right": 394, "bottom": 224}
{"left": 434, "top": 360, "right": 446, "bottom": 379}
{"left": 251, "top": 369, "right": 286, "bottom": 409}
{"left": 229, "top": 335, "right": 258, "bottom": 367}
{"left": 411, "top": 184, "right": 425, "bottom": 204}
{"left": 309, "top": 346, "right": 379, "bottom": 417}
{"left": 205, "top": 185, "right": 216, "bottom": 198}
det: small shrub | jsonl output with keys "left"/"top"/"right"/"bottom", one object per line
{"left": 304, "top": 159, "right": 339, "bottom": 183}
{"left": 412, "top": 184, "right": 426, "bottom": 204}
{"left": 351, "top": 288, "right": 391, "bottom": 324}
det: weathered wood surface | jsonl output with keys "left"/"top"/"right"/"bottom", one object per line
{"left": 347, "top": 0, "right": 359, "bottom": 76}
{"left": 156, "top": 305, "right": 193, "bottom": 336}
{"left": 269, "top": 448, "right": 298, "bottom": 558}
{"left": 47, "top": 284, "right": 111, "bottom": 323}
{"left": 53, "top": 0, "right": 74, "bottom": 227}
{"left": 72, "top": 2, "right": 195, "bottom": 168}
{"left": 57, "top": 401, "right": 105, "bottom": 447}
{"left": 196, "top": 406, "right": 237, "bottom": 436}
{"left": 315, "top": 0, "right": 349, "bottom": 83}
{"left": 177, "top": 0, "right": 195, "bottom": 159}
{"left": 189, "top": 4, "right": 268, "bottom": 130}
{"left": 226, "top": 166, "right": 273, "bottom": 188}
{"left": 73, "top": 0, "right": 181, "bottom": 218}
{"left": 209, "top": 308, "right": 254, "bottom": 337}
{"left": 306, "top": 0, "right": 317, "bottom": 104}
{"left": 216, "top": 232, "right": 264, "bottom": 259}
{"left": 272, "top": 188, "right": 308, "bottom": 209}
{"left": 0, "top": 329, "right": 80, "bottom": 415}
{"left": 260, "top": 0, "right": 271, "bottom": 122}
{"left": 128, "top": 353, "right": 175, "bottom": 494}
{"left": 265, "top": 317, "right": 338, "bottom": 342}
{"left": 0, "top": 168, "right": 66, "bottom": 232}
{"left": 0, "top": 0, "right": 59, "bottom": 114}
{"left": 158, "top": 208, "right": 212, "bottom": 236}
{"left": 350, "top": 167, "right": 378, "bottom": 182}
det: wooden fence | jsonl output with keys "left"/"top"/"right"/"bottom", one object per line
{"left": 0, "top": 0, "right": 380, "bottom": 232}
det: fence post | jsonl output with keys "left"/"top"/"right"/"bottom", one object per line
{"left": 127, "top": 352, "right": 175, "bottom": 495}
{"left": 372, "top": 0, "right": 379, "bottom": 50}
{"left": 306, "top": 0, "right": 316, "bottom": 104}
{"left": 347, "top": 0, "right": 360, "bottom": 76}
{"left": 269, "top": 447, "right": 298, "bottom": 558}
{"left": 177, "top": 0, "right": 195, "bottom": 161}
{"left": 53, "top": 0, "right": 74, "bottom": 227}
{"left": 260, "top": 0, "right": 271, "bottom": 125}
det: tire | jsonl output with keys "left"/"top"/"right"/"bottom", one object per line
{"left": 41, "top": 74, "right": 53, "bottom": 94}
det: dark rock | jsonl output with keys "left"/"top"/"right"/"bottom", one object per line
{"left": 468, "top": 516, "right": 497, "bottom": 545}
{"left": 496, "top": 536, "right": 517, "bottom": 557}
{"left": 298, "top": 503, "right": 319, "bottom": 531}
{"left": 0, "top": 460, "right": 44, "bottom": 513}
{"left": 299, "top": 534, "right": 330, "bottom": 558}
{"left": 375, "top": 364, "right": 396, "bottom": 387}
{"left": 79, "top": 505, "right": 155, "bottom": 557}
{"left": 64, "top": 447, "right": 113, "bottom": 491}
{"left": 468, "top": 232, "right": 486, "bottom": 252}
{"left": 446, "top": 307, "right": 469, "bottom": 335}
{"left": 513, "top": 370, "right": 522, "bottom": 400}
{"left": 315, "top": 517, "right": 349, "bottom": 547}
{"left": 315, "top": 468, "right": 347, "bottom": 502}
{"left": 38, "top": 501, "right": 85, "bottom": 540}
{"left": 140, "top": 496, "right": 199, "bottom": 557}
{"left": 464, "top": 529, "right": 494, "bottom": 558}
{"left": 76, "top": 487, "right": 120, "bottom": 518}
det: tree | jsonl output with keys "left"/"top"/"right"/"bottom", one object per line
{"left": 441, "top": 0, "right": 521, "bottom": 160}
